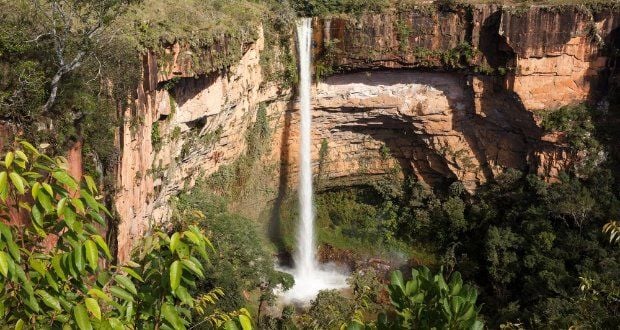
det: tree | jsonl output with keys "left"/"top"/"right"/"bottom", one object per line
{"left": 29, "top": 0, "right": 139, "bottom": 113}
{"left": 0, "top": 142, "right": 252, "bottom": 329}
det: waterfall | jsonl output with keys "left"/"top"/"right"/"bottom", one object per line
{"left": 295, "top": 17, "right": 317, "bottom": 277}
{"left": 279, "top": 18, "right": 347, "bottom": 304}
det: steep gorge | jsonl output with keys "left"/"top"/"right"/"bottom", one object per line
{"left": 113, "top": 4, "right": 620, "bottom": 259}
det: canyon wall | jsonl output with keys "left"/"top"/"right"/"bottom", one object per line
{"left": 300, "top": 4, "right": 619, "bottom": 188}
{"left": 114, "top": 29, "right": 290, "bottom": 259}
{"left": 113, "top": 5, "right": 620, "bottom": 259}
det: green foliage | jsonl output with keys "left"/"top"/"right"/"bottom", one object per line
{"left": 395, "top": 16, "right": 412, "bottom": 51}
{"left": 348, "top": 267, "right": 384, "bottom": 314}
{"left": 127, "top": 224, "right": 255, "bottom": 330}
{"left": 313, "top": 162, "right": 619, "bottom": 328}
{"left": 299, "top": 290, "right": 355, "bottom": 329}
{"left": 452, "top": 170, "right": 619, "bottom": 328}
{"left": 0, "top": 143, "right": 253, "bottom": 329}
{"left": 0, "top": 0, "right": 139, "bottom": 177}
{"left": 123, "top": 0, "right": 265, "bottom": 75}
{"left": 379, "top": 144, "right": 391, "bottom": 160}
{"left": 317, "top": 139, "right": 330, "bottom": 187}
{"left": 0, "top": 141, "right": 116, "bottom": 328}
{"left": 386, "top": 267, "right": 483, "bottom": 329}
{"left": 343, "top": 267, "right": 483, "bottom": 330}
{"left": 205, "top": 104, "right": 275, "bottom": 211}
{"left": 314, "top": 188, "right": 400, "bottom": 250}
{"left": 152, "top": 121, "right": 163, "bottom": 152}
{"left": 409, "top": 42, "right": 479, "bottom": 69}
{"left": 315, "top": 38, "right": 341, "bottom": 81}
{"left": 172, "top": 181, "right": 293, "bottom": 313}
{"left": 541, "top": 104, "right": 599, "bottom": 151}
{"left": 259, "top": 0, "right": 297, "bottom": 88}
{"left": 291, "top": 0, "right": 389, "bottom": 17}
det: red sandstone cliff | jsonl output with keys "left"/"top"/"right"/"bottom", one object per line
{"left": 111, "top": 4, "right": 619, "bottom": 260}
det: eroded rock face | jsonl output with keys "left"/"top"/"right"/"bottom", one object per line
{"left": 314, "top": 5, "right": 620, "bottom": 111}
{"left": 500, "top": 7, "right": 616, "bottom": 110}
{"left": 278, "top": 71, "right": 562, "bottom": 190}
{"left": 114, "top": 28, "right": 290, "bottom": 260}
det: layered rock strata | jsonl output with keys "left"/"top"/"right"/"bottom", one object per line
{"left": 114, "top": 29, "right": 289, "bottom": 259}
{"left": 113, "top": 5, "right": 619, "bottom": 259}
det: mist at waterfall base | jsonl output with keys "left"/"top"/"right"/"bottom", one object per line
{"left": 277, "top": 18, "right": 348, "bottom": 304}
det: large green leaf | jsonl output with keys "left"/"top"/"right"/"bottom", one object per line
{"left": 53, "top": 171, "right": 78, "bottom": 191}
{"left": 108, "top": 318, "right": 124, "bottom": 330}
{"left": 84, "top": 240, "right": 99, "bottom": 271}
{"left": 36, "top": 290, "right": 61, "bottom": 312}
{"left": 90, "top": 235, "right": 112, "bottom": 259}
{"left": 121, "top": 266, "right": 143, "bottom": 282}
{"left": 19, "top": 141, "right": 38, "bottom": 155}
{"left": 222, "top": 321, "right": 240, "bottom": 330}
{"left": 51, "top": 255, "right": 67, "bottom": 281}
{"left": 174, "top": 286, "right": 193, "bottom": 307}
{"left": 239, "top": 314, "right": 252, "bottom": 330}
{"left": 73, "top": 304, "right": 93, "bottom": 330}
{"left": 29, "top": 258, "right": 47, "bottom": 275}
{"left": 8, "top": 172, "right": 25, "bottom": 194}
{"left": 84, "top": 175, "right": 97, "bottom": 194}
{"left": 80, "top": 189, "right": 99, "bottom": 212}
{"left": 88, "top": 210, "right": 106, "bottom": 226}
{"left": 181, "top": 259, "right": 204, "bottom": 279}
{"left": 0, "top": 251, "right": 10, "bottom": 277}
{"left": 161, "top": 303, "right": 186, "bottom": 330}
{"left": 449, "top": 272, "right": 463, "bottom": 296}
{"left": 24, "top": 294, "right": 41, "bottom": 313}
{"left": 0, "top": 223, "right": 11, "bottom": 242}
{"left": 182, "top": 231, "right": 201, "bottom": 246}
{"left": 84, "top": 298, "right": 101, "bottom": 320}
{"left": 5, "top": 152, "right": 14, "bottom": 168}
{"left": 114, "top": 274, "right": 137, "bottom": 295}
{"left": 170, "top": 232, "right": 181, "bottom": 253}
{"left": 42, "top": 183, "right": 54, "bottom": 197}
{"left": 390, "top": 270, "right": 405, "bottom": 289}
{"left": 31, "top": 204, "right": 43, "bottom": 227}
{"left": 170, "top": 260, "right": 182, "bottom": 291}
{"left": 73, "top": 244, "right": 85, "bottom": 272}
{"left": 37, "top": 189, "right": 53, "bottom": 213}
{"left": 109, "top": 286, "right": 134, "bottom": 303}
{"left": 87, "top": 288, "right": 111, "bottom": 302}
{"left": 15, "top": 266, "right": 33, "bottom": 296}
{"left": 71, "top": 198, "right": 85, "bottom": 214}
{"left": 45, "top": 272, "right": 59, "bottom": 292}
{"left": 30, "top": 181, "right": 40, "bottom": 200}
{"left": 57, "top": 197, "right": 68, "bottom": 215}
{"left": 0, "top": 171, "right": 8, "bottom": 201}
{"left": 14, "top": 150, "right": 28, "bottom": 163}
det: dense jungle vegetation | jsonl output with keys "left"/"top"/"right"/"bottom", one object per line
{"left": 1, "top": 0, "right": 620, "bottom": 329}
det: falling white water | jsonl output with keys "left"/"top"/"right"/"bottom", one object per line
{"left": 296, "top": 17, "right": 316, "bottom": 278}
{"left": 280, "top": 18, "right": 347, "bottom": 304}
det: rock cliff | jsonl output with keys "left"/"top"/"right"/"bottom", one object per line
{"left": 113, "top": 4, "right": 620, "bottom": 259}
{"left": 114, "top": 28, "right": 290, "bottom": 259}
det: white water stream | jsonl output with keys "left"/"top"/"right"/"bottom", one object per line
{"left": 280, "top": 18, "right": 347, "bottom": 304}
